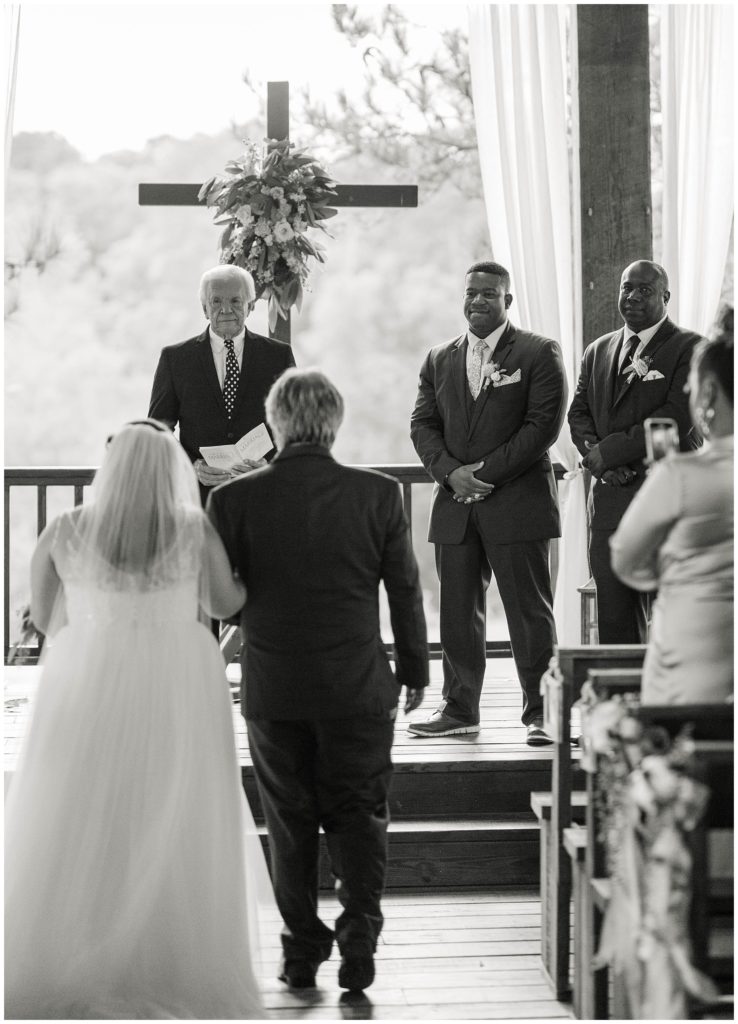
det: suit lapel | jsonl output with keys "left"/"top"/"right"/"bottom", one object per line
{"left": 612, "top": 318, "right": 675, "bottom": 408}
{"left": 451, "top": 336, "right": 471, "bottom": 431}
{"left": 195, "top": 328, "right": 228, "bottom": 416}
{"left": 468, "top": 323, "right": 515, "bottom": 436}
{"left": 235, "top": 328, "right": 258, "bottom": 407}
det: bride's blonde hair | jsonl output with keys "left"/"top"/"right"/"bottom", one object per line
{"left": 74, "top": 419, "right": 203, "bottom": 579}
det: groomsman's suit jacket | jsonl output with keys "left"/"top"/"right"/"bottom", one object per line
{"left": 148, "top": 326, "right": 295, "bottom": 466}
{"left": 411, "top": 323, "right": 567, "bottom": 545}
{"left": 206, "top": 444, "right": 429, "bottom": 719}
{"left": 568, "top": 317, "right": 702, "bottom": 532}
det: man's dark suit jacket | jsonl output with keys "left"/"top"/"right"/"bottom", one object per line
{"left": 411, "top": 324, "right": 567, "bottom": 545}
{"left": 568, "top": 317, "right": 702, "bottom": 531}
{"left": 148, "top": 326, "right": 296, "bottom": 463}
{"left": 206, "top": 444, "right": 429, "bottom": 720}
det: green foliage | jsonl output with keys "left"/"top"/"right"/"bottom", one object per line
{"left": 199, "top": 137, "right": 337, "bottom": 330}
{"left": 295, "top": 4, "right": 481, "bottom": 198}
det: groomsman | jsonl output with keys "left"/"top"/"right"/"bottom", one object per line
{"left": 568, "top": 260, "right": 702, "bottom": 643}
{"left": 409, "top": 261, "right": 567, "bottom": 745}
{"left": 148, "top": 265, "right": 295, "bottom": 503}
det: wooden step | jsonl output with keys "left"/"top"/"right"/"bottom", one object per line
{"left": 243, "top": 755, "right": 554, "bottom": 823}
{"left": 253, "top": 818, "right": 542, "bottom": 891}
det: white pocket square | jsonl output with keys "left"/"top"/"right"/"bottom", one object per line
{"left": 492, "top": 368, "right": 522, "bottom": 387}
{"left": 643, "top": 369, "right": 665, "bottom": 381}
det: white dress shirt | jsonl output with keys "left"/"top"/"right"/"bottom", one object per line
{"left": 620, "top": 313, "right": 668, "bottom": 369}
{"left": 209, "top": 327, "right": 246, "bottom": 388}
{"left": 465, "top": 319, "right": 509, "bottom": 376}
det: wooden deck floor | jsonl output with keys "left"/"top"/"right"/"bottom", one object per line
{"left": 4, "top": 659, "right": 574, "bottom": 1020}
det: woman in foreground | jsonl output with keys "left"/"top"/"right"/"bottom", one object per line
{"left": 610, "top": 307, "right": 733, "bottom": 704}
{"left": 5, "top": 419, "right": 271, "bottom": 1019}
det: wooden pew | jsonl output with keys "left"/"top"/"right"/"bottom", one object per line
{"left": 533, "top": 644, "right": 646, "bottom": 998}
{"left": 566, "top": 666, "right": 644, "bottom": 1017}
{"left": 585, "top": 703, "right": 734, "bottom": 1019}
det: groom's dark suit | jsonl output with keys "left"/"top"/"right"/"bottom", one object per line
{"left": 148, "top": 326, "right": 295, "bottom": 497}
{"left": 206, "top": 444, "right": 428, "bottom": 966}
{"left": 411, "top": 323, "right": 567, "bottom": 726}
{"left": 568, "top": 316, "right": 701, "bottom": 641}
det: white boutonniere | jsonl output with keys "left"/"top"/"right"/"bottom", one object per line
{"left": 624, "top": 354, "right": 652, "bottom": 383}
{"left": 481, "top": 361, "right": 506, "bottom": 390}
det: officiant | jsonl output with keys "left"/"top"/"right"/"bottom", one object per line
{"left": 149, "top": 265, "right": 295, "bottom": 504}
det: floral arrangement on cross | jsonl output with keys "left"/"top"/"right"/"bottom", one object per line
{"left": 199, "top": 138, "right": 338, "bottom": 331}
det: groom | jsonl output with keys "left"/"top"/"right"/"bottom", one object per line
{"left": 409, "top": 260, "right": 567, "bottom": 744}
{"left": 207, "top": 368, "right": 429, "bottom": 993}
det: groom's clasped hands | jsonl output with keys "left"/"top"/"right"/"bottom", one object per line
{"left": 447, "top": 460, "right": 495, "bottom": 505}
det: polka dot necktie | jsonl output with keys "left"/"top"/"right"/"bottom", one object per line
{"left": 223, "top": 338, "right": 239, "bottom": 418}
{"left": 468, "top": 340, "right": 486, "bottom": 399}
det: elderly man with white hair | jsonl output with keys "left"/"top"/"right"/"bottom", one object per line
{"left": 207, "top": 368, "right": 429, "bottom": 996}
{"left": 149, "top": 264, "right": 295, "bottom": 502}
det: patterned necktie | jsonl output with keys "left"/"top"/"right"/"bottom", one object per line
{"left": 468, "top": 340, "right": 486, "bottom": 399}
{"left": 223, "top": 338, "right": 239, "bottom": 418}
{"left": 618, "top": 334, "right": 640, "bottom": 380}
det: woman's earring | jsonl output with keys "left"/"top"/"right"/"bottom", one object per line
{"left": 696, "top": 406, "right": 715, "bottom": 437}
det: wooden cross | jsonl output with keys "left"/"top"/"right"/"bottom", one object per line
{"left": 138, "top": 81, "right": 418, "bottom": 343}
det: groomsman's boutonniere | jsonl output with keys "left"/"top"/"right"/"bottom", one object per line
{"left": 624, "top": 354, "right": 652, "bottom": 384}
{"left": 481, "top": 361, "right": 506, "bottom": 390}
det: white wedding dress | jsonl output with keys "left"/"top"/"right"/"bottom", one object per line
{"left": 5, "top": 512, "right": 270, "bottom": 1019}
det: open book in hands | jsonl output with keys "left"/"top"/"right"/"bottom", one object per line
{"left": 199, "top": 422, "right": 274, "bottom": 470}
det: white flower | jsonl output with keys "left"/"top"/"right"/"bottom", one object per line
{"left": 624, "top": 354, "right": 653, "bottom": 382}
{"left": 481, "top": 362, "right": 506, "bottom": 390}
{"left": 254, "top": 219, "right": 271, "bottom": 238}
{"left": 270, "top": 186, "right": 284, "bottom": 200}
{"left": 273, "top": 220, "right": 295, "bottom": 243}
{"left": 235, "top": 204, "right": 253, "bottom": 225}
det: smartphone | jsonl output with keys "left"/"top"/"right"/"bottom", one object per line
{"left": 644, "top": 417, "right": 679, "bottom": 463}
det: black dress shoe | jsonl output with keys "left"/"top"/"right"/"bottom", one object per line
{"left": 526, "top": 721, "right": 553, "bottom": 746}
{"left": 338, "top": 955, "right": 375, "bottom": 991}
{"left": 278, "top": 958, "right": 319, "bottom": 989}
{"left": 407, "top": 709, "right": 480, "bottom": 737}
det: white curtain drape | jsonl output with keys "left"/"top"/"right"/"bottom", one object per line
{"left": 659, "top": 4, "right": 734, "bottom": 333}
{"left": 468, "top": 4, "right": 588, "bottom": 643}
{"left": 5, "top": 4, "right": 21, "bottom": 174}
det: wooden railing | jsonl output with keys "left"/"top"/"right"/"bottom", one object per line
{"left": 5, "top": 463, "right": 564, "bottom": 662}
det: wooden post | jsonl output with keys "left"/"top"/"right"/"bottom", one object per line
{"left": 266, "top": 81, "right": 291, "bottom": 345}
{"left": 578, "top": 5, "right": 652, "bottom": 348}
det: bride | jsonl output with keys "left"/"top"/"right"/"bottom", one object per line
{"left": 5, "top": 419, "right": 272, "bottom": 1019}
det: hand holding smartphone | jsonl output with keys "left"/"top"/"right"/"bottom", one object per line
{"left": 644, "top": 417, "right": 679, "bottom": 464}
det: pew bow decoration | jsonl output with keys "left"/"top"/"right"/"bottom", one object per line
{"left": 199, "top": 139, "right": 338, "bottom": 331}
{"left": 577, "top": 685, "right": 720, "bottom": 1018}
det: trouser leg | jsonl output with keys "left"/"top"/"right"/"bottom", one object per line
{"left": 314, "top": 714, "right": 395, "bottom": 955}
{"left": 246, "top": 718, "right": 334, "bottom": 963}
{"left": 590, "top": 529, "right": 648, "bottom": 643}
{"left": 435, "top": 525, "right": 490, "bottom": 724}
{"left": 484, "top": 539, "right": 557, "bottom": 725}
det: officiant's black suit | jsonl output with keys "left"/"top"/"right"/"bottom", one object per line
{"left": 411, "top": 323, "right": 567, "bottom": 727}
{"left": 568, "top": 317, "right": 701, "bottom": 642}
{"left": 148, "top": 326, "right": 295, "bottom": 498}
{"left": 206, "top": 444, "right": 428, "bottom": 966}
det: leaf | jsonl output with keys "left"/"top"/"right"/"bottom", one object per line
{"left": 219, "top": 223, "right": 234, "bottom": 250}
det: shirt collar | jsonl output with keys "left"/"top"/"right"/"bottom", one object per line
{"left": 625, "top": 313, "right": 668, "bottom": 347}
{"left": 466, "top": 318, "right": 509, "bottom": 353}
{"left": 209, "top": 326, "right": 246, "bottom": 352}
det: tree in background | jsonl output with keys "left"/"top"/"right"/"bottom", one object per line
{"left": 246, "top": 4, "right": 480, "bottom": 200}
